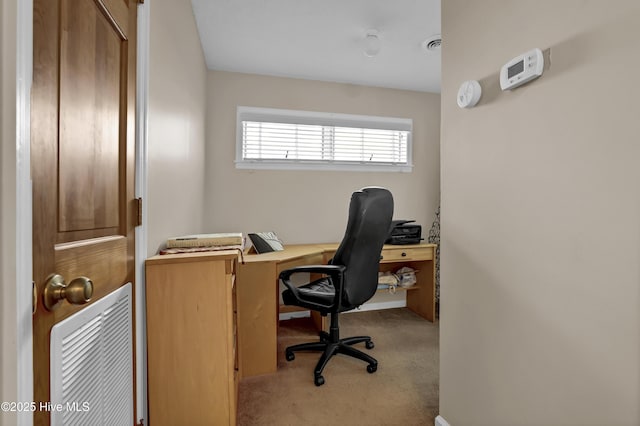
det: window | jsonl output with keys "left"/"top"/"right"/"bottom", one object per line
{"left": 236, "top": 107, "right": 413, "bottom": 172}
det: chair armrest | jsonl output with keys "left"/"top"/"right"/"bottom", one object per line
{"left": 279, "top": 264, "right": 346, "bottom": 311}
{"left": 279, "top": 264, "right": 346, "bottom": 281}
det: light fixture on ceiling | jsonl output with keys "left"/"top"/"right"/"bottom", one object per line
{"left": 422, "top": 34, "right": 442, "bottom": 53}
{"left": 364, "top": 30, "right": 381, "bottom": 58}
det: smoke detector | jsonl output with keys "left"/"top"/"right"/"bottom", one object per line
{"left": 364, "top": 29, "right": 381, "bottom": 57}
{"left": 422, "top": 34, "right": 442, "bottom": 52}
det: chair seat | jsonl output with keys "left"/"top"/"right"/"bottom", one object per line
{"left": 282, "top": 277, "right": 335, "bottom": 308}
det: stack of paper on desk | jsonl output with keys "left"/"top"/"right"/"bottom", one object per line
{"left": 166, "top": 232, "right": 243, "bottom": 248}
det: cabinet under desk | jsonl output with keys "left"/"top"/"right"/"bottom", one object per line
{"left": 145, "top": 251, "right": 239, "bottom": 426}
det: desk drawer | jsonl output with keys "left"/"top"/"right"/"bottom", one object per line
{"left": 380, "top": 247, "right": 432, "bottom": 263}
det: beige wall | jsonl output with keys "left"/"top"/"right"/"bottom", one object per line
{"left": 1, "top": 0, "right": 18, "bottom": 424}
{"left": 147, "top": 0, "right": 207, "bottom": 256}
{"left": 205, "top": 70, "right": 441, "bottom": 244}
{"left": 440, "top": 1, "right": 640, "bottom": 425}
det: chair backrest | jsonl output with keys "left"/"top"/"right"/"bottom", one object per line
{"left": 332, "top": 187, "right": 394, "bottom": 309}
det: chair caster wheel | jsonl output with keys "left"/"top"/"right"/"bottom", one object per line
{"left": 365, "top": 341, "right": 374, "bottom": 349}
{"left": 286, "top": 351, "right": 295, "bottom": 361}
{"left": 314, "top": 375, "right": 325, "bottom": 386}
{"left": 367, "top": 364, "right": 377, "bottom": 374}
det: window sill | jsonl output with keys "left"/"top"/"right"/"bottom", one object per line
{"left": 235, "top": 161, "right": 413, "bottom": 173}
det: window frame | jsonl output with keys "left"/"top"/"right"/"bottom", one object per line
{"left": 235, "top": 106, "right": 413, "bottom": 172}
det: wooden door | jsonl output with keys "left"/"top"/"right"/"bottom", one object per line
{"left": 31, "top": 0, "right": 138, "bottom": 424}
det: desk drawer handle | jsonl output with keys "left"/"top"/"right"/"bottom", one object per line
{"left": 401, "top": 252, "right": 407, "bottom": 257}
{"left": 380, "top": 255, "right": 383, "bottom": 260}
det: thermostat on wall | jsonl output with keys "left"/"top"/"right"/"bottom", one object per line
{"left": 500, "top": 48, "right": 544, "bottom": 91}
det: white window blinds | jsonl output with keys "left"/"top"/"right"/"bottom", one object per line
{"left": 236, "top": 107, "right": 413, "bottom": 172}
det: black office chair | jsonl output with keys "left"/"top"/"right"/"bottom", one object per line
{"left": 279, "top": 187, "right": 394, "bottom": 386}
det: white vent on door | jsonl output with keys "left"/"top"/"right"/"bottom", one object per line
{"left": 50, "top": 283, "right": 133, "bottom": 426}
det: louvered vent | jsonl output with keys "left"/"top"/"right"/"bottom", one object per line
{"left": 50, "top": 284, "right": 133, "bottom": 426}
{"left": 422, "top": 34, "right": 442, "bottom": 52}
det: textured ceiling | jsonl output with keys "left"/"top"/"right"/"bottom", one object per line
{"left": 191, "top": 0, "right": 441, "bottom": 93}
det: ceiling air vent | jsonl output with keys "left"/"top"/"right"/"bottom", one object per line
{"left": 422, "top": 35, "right": 442, "bottom": 52}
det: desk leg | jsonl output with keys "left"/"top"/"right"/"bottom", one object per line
{"left": 406, "top": 259, "right": 436, "bottom": 322}
{"left": 236, "top": 262, "right": 278, "bottom": 377}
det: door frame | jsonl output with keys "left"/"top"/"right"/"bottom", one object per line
{"left": 15, "top": 0, "right": 33, "bottom": 424}
{"left": 134, "top": 1, "right": 151, "bottom": 422}
{"left": 14, "top": 1, "right": 151, "bottom": 423}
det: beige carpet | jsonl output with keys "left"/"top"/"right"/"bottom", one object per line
{"left": 237, "top": 308, "right": 439, "bottom": 426}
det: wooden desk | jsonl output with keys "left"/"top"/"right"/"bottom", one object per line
{"left": 236, "top": 243, "right": 436, "bottom": 378}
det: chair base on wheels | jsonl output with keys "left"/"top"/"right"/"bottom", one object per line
{"left": 285, "top": 316, "right": 377, "bottom": 386}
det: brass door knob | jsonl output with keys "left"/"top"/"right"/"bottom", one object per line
{"left": 43, "top": 273, "right": 93, "bottom": 311}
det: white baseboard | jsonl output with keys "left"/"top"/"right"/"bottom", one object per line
{"left": 278, "top": 300, "right": 407, "bottom": 321}
{"left": 279, "top": 310, "right": 311, "bottom": 321}
{"left": 345, "top": 299, "right": 406, "bottom": 313}
{"left": 435, "top": 415, "right": 451, "bottom": 426}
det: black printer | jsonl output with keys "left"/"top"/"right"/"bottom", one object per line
{"left": 386, "top": 220, "right": 423, "bottom": 245}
